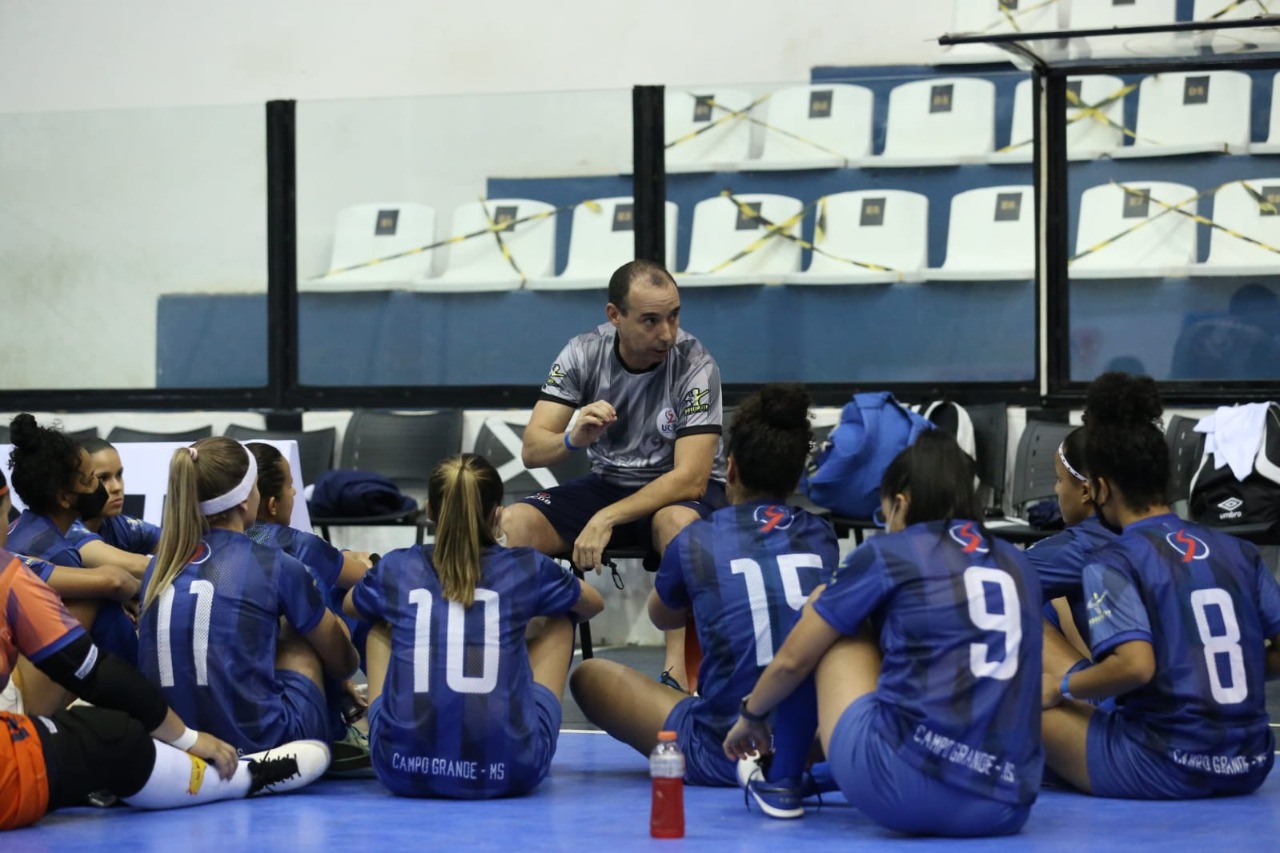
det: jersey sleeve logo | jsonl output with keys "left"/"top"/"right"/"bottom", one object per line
{"left": 948, "top": 522, "right": 989, "bottom": 554}
{"left": 1087, "top": 589, "right": 1112, "bottom": 627}
{"left": 1166, "top": 529, "right": 1210, "bottom": 563}
{"left": 545, "top": 363, "right": 566, "bottom": 388}
{"left": 754, "top": 505, "right": 794, "bottom": 532}
{"left": 680, "top": 387, "right": 711, "bottom": 417}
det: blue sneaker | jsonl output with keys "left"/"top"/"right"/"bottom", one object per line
{"left": 737, "top": 753, "right": 805, "bottom": 819}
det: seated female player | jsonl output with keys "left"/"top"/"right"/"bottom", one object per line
{"left": 569, "top": 383, "right": 837, "bottom": 786}
{"left": 345, "top": 453, "right": 604, "bottom": 799}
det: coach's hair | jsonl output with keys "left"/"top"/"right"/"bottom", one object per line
{"left": 144, "top": 437, "right": 254, "bottom": 614}
{"left": 247, "top": 442, "right": 287, "bottom": 515}
{"left": 1082, "top": 371, "right": 1168, "bottom": 510}
{"left": 8, "top": 413, "right": 82, "bottom": 514}
{"left": 607, "top": 259, "right": 676, "bottom": 314}
{"left": 429, "top": 454, "right": 504, "bottom": 607}
{"left": 728, "top": 383, "right": 813, "bottom": 499}
{"left": 880, "top": 430, "right": 983, "bottom": 528}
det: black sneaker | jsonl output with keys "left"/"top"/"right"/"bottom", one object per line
{"left": 326, "top": 724, "right": 374, "bottom": 778}
{"left": 245, "top": 740, "right": 330, "bottom": 796}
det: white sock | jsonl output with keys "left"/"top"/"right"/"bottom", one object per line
{"left": 122, "top": 740, "right": 251, "bottom": 810}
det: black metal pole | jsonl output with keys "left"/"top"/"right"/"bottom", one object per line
{"left": 631, "top": 85, "right": 666, "bottom": 265}
{"left": 265, "top": 100, "right": 299, "bottom": 411}
{"left": 1040, "top": 73, "right": 1071, "bottom": 398}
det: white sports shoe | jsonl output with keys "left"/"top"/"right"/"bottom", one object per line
{"left": 243, "top": 740, "right": 331, "bottom": 796}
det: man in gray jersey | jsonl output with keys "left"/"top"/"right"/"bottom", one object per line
{"left": 501, "top": 260, "right": 727, "bottom": 690}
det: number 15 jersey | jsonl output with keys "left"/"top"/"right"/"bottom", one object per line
{"left": 814, "top": 520, "right": 1043, "bottom": 805}
{"left": 349, "top": 544, "right": 581, "bottom": 798}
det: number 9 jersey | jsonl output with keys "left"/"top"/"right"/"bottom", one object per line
{"left": 813, "top": 520, "right": 1043, "bottom": 806}
{"left": 348, "top": 544, "right": 582, "bottom": 799}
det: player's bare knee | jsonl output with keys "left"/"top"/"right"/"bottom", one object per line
{"left": 500, "top": 503, "right": 565, "bottom": 553}
{"left": 651, "top": 505, "right": 700, "bottom": 552}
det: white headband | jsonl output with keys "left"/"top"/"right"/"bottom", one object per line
{"left": 198, "top": 445, "right": 258, "bottom": 516}
{"left": 1057, "top": 442, "right": 1086, "bottom": 483}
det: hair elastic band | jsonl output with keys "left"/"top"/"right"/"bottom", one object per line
{"left": 1057, "top": 442, "right": 1087, "bottom": 483}
{"left": 197, "top": 445, "right": 258, "bottom": 516}
{"left": 187, "top": 447, "right": 199, "bottom": 462}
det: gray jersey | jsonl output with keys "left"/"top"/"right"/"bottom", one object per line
{"left": 539, "top": 323, "right": 727, "bottom": 487}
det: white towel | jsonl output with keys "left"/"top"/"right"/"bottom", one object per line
{"left": 1194, "top": 404, "right": 1270, "bottom": 482}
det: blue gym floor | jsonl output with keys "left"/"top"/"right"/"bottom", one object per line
{"left": 9, "top": 644, "right": 1280, "bottom": 850}
{"left": 10, "top": 729, "right": 1280, "bottom": 851}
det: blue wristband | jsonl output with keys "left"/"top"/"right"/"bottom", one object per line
{"left": 1060, "top": 672, "right": 1074, "bottom": 701}
{"left": 563, "top": 431, "right": 581, "bottom": 452}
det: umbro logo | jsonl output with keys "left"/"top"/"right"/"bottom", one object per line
{"left": 1217, "top": 497, "right": 1244, "bottom": 512}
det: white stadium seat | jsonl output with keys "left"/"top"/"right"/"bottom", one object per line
{"left": 944, "top": 0, "right": 1066, "bottom": 64}
{"left": 1192, "top": 179, "right": 1280, "bottom": 276}
{"left": 784, "top": 190, "right": 927, "bottom": 285}
{"left": 1066, "top": 0, "right": 1181, "bottom": 60}
{"left": 753, "top": 84, "right": 874, "bottom": 170}
{"left": 301, "top": 202, "right": 436, "bottom": 292}
{"left": 424, "top": 198, "right": 556, "bottom": 293}
{"left": 1246, "top": 71, "right": 1280, "bottom": 154}
{"left": 664, "top": 88, "right": 756, "bottom": 172}
{"left": 929, "top": 185, "right": 1035, "bottom": 281}
{"left": 991, "top": 76, "right": 1128, "bottom": 163}
{"left": 1111, "top": 71, "right": 1252, "bottom": 158}
{"left": 877, "top": 77, "right": 996, "bottom": 167}
{"left": 526, "top": 198, "right": 678, "bottom": 290}
{"left": 678, "top": 193, "right": 804, "bottom": 286}
{"left": 1070, "top": 181, "right": 1198, "bottom": 279}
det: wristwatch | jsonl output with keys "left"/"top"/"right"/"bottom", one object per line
{"left": 739, "top": 694, "right": 768, "bottom": 724}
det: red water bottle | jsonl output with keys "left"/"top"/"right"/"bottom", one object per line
{"left": 649, "top": 730, "right": 685, "bottom": 839}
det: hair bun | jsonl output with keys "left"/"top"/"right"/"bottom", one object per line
{"left": 1084, "top": 372, "right": 1163, "bottom": 429}
{"left": 8, "top": 413, "right": 41, "bottom": 450}
{"left": 759, "top": 384, "right": 810, "bottom": 430}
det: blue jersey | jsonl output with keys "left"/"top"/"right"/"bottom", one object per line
{"left": 137, "top": 527, "right": 329, "bottom": 752}
{"left": 7, "top": 511, "right": 83, "bottom": 569}
{"left": 67, "top": 515, "right": 162, "bottom": 555}
{"left": 349, "top": 544, "right": 580, "bottom": 798}
{"left": 246, "top": 522, "right": 344, "bottom": 590}
{"left": 814, "top": 520, "right": 1043, "bottom": 805}
{"left": 1084, "top": 514, "right": 1280, "bottom": 777}
{"left": 1025, "top": 515, "right": 1116, "bottom": 631}
{"left": 655, "top": 502, "right": 836, "bottom": 731}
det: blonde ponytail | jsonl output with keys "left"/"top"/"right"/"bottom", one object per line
{"left": 428, "top": 454, "right": 504, "bottom": 607}
{"left": 143, "top": 448, "right": 207, "bottom": 613}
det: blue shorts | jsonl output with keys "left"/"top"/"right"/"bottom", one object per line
{"left": 520, "top": 475, "right": 727, "bottom": 569}
{"left": 828, "top": 695, "right": 1031, "bottom": 837}
{"left": 276, "top": 669, "right": 332, "bottom": 745}
{"left": 89, "top": 603, "right": 139, "bottom": 665}
{"left": 1086, "top": 710, "right": 1272, "bottom": 799}
{"left": 664, "top": 697, "right": 735, "bottom": 787}
{"left": 368, "top": 683, "right": 562, "bottom": 799}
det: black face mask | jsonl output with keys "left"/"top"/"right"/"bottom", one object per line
{"left": 1093, "top": 500, "right": 1122, "bottom": 536}
{"left": 74, "top": 482, "right": 109, "bottom": 521}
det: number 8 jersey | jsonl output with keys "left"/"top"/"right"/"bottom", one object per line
{"left": 813, "top": 520, "right": 1043, "bottom": 806}
{"left": 1083, "top": 513, "right": 1280, "bottom": 774}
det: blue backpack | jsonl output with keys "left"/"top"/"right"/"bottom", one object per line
{"left": 803, "top": 392, "right": 935, "bottom": 518}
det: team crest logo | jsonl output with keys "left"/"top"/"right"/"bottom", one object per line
{"left": 529, "top": 492, "right": 552, "bottom": 506}
{"left": 189, "top": 542, "right": 212, "bottom": 564}
{"left": 754, "top": 505, "right": 794, "bottom": 532}
{"left": 656, "top": 407, "right": 678, "bottom": 438}
{"left": 545, "top": 363, "right": 566, "bottom": 388}
{"left": 681, "top": 387, "right": 711, "bottom": 417}
{"left": 1166, "top": 530, "right": 1210, "bottom": 563}
{"left": 948, "top": 522, "right": 988, "bottom": 554}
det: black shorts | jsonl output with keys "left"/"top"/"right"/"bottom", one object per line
{"left": 519, "top": 474, "right": 727, "bottom": 569}
{"left": 35, "top": 706, "right": 155, "bottom": 810}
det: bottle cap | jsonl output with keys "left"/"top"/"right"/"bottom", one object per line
{"left": 657, "top": 731, "right": 677, "bottom": 742}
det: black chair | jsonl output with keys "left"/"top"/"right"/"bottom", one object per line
{"left": 987, "top": 417, "right": 1076, "bottom": 545}
{"left": 225, "top": 424, "right": 337, "bottom": 487}
{"left": 559, "top": 545, "right": 652, "bottom": 661}
{"left": 107, "top": 425, "right": 213, "bottom": 443}
{"left": 1165, "top": 414, "right": 1205, "bottom": 517}
{"left": 472, "top": 417, "right": 591, "bottom": 504}
{"left": 966, "top": 403, "right": 1009, "bottom": 516}
{"left": 312, "top": 409, "right": 463, "bottom": 545}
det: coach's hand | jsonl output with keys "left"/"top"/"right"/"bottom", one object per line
{"left": 573, "top": 513, "right": 615, "bottom": 572}
{"left": 568, "top": 400, "right": 617, "bottom": 450}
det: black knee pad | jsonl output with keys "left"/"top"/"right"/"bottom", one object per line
{"left": 43, "top": 707, "right": 156, "bottom": 807}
